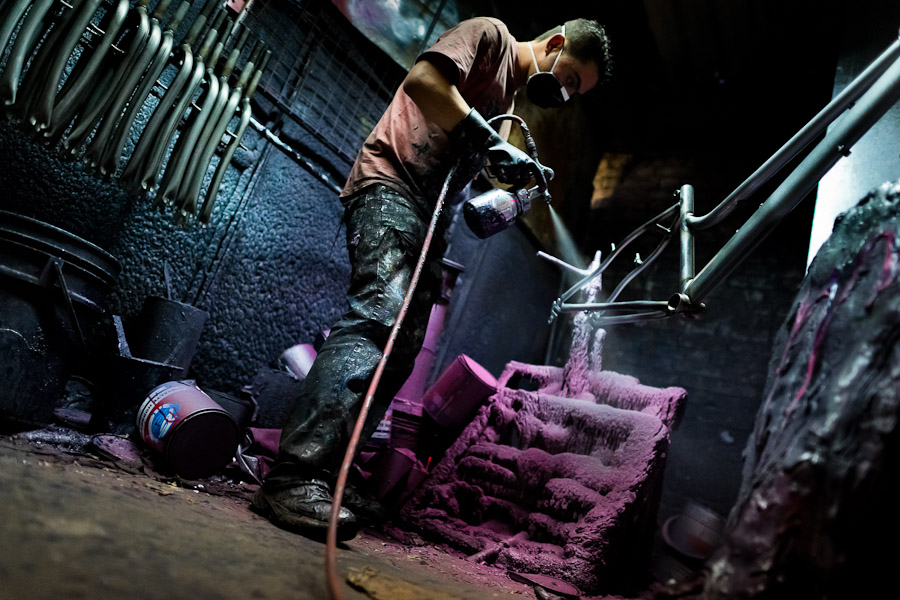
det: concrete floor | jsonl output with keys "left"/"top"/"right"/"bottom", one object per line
{"left": 0, "top": 429, "right": 641, "bottom": 600}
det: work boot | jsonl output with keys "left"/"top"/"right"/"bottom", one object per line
{"left": 342, "top": 484, "right": 387, "bottom": 524}
{"left": 251, "top": 479, "right": 358, "bottom": 541}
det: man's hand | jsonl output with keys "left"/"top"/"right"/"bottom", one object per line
{"left": 484, "top": 138, "right": 542, "bottom": 188}
{"left": 449, "top": 109, "right": 541, "bottom": 188}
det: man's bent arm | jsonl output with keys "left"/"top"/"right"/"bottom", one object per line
{"left": 402, "top": 60, "right": 470, "bottom": 133}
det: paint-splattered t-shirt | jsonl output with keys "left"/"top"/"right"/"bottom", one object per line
{"left": 340, "top": 17, "right": 526, "bottom": 208}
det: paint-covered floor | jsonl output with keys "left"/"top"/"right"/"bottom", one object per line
{"left": 0, "top": 427, "right": 646, "bottom": 600}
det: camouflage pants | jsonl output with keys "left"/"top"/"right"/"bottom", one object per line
{"left": 266, "top": 185, "right": 448, "bottom": 487}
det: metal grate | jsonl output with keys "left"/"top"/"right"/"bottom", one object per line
{"left": 239, "top": 0, "right": 406, "bottom": 166}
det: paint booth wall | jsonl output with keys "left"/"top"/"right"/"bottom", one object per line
{"left": 0, "top": 109, "right": 349, "bottom": 391}
{"left": 808, "top": 0, "right": 900, "bottom": 264}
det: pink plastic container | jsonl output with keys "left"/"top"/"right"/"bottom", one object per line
{"left": 422, "top": 354, "right": 497, "bottom": 428}
{"left": 370, "top": 447, "right": 416, "bottom": 500}
{"left": 277, "top": 343, "right": 317, "bottom": 379}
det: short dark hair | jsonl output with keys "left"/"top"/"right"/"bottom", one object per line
{"left": 537, "top": 19, "right": 613, "bottom": 85}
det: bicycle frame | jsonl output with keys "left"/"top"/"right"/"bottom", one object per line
{"left": 548, "top": 33, "right": 900, "bottom": 326}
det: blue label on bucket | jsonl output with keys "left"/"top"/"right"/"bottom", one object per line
{"left": 149, "top": 402, "right": 180, "bottom": 444}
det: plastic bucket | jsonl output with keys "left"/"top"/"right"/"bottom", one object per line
{"left": 390, "top": 400, "right": 424, "bottom": 451}
{"left": 422, "top": 354, "right": 497, "bottom": 428}
{"left": 0, "top": 211, "right": 120, "bottom": 425}
{"left": 91, "top": 353, "right": 185, "bottom": 435}
{"left": 128, "top": 296, "right": 208, "bottom": 377}
{"left": 277, "top": 343, "right": 317, "bottom": 379}
{"left": 137, "top": 381, "right": 239, "bottom": 479}
{"left": 370, "top": 447, "right": 416, "bottom": 500}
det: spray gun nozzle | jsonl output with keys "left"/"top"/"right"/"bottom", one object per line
{"left": 537, "top": 165, "right": 553, "bottom": 204}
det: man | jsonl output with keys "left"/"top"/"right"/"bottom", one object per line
{"left": 252, "top": 16, "right": 613, "bottom": 541}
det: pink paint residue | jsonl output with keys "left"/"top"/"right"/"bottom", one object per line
{"left": 790, "top": 277, "right": 838, "bottom": 410}
{"left": 399, "top": 323, "right": 687, "bottom": 594}
{"left": 790, "top": 230, "right": 900, "bottom": 412}
{"left": 868, "top": 231, "right": 897, "bottom": 308}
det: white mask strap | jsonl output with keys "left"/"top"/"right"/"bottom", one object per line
{"left": 554, "top": 25, "right": 569, "bottom": 101}
{"left": 529, "top": 24, "right": 566, "bottom": 75}
{"left": 549, "top": 24, "right": 566, "bottom": 73}
{"left": 528, "top": 40, "right": 540, "bottom": 73}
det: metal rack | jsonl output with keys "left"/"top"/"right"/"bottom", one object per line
{"left": 0, "top": 0, "right": 273, "bottom": 222}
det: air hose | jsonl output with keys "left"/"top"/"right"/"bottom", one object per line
{"left": 324, "top": 164, "right": 458, "bottom": 600}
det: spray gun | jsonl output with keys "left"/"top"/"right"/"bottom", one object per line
{"left": 462, "top": 114, "right": 554, "bottom": 239}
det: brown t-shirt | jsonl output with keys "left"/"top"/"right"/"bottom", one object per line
{"left": 340, "top": 17, "right": 526, "bottom": 207}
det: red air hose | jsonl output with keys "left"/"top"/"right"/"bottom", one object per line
{"left": 324, "top": 164, "right": 458, "bottom": 600}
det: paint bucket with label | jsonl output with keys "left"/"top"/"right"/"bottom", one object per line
{"left": 137, "top": 380, "right": 239, "bottom": 479}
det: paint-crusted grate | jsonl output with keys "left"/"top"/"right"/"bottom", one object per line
{"left": 239, "top": 0, "right": 406, "bottom": 166}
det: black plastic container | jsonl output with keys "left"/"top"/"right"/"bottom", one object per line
{"left": 0, "top": 211, "right": 119, "bottom": 426}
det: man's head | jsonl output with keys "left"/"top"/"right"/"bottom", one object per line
{"left": 526, "top": 18, "right": 613, "bottom": 107}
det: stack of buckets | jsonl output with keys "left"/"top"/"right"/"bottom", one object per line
{"left": 361, "top": 257, "right": 500, "bottom": 502}
{"left": 366, "top": 353, "right": 499, "bottom": 504}
{"left": 0, "top": 211, "right": 120, "bottom": 427}
{"left": 113, "top": 298, "right": 243, "bottom": 480}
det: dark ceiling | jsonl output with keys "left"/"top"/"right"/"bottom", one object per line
{"left": 478, "top": 0, "right": 844, "bottom": 153}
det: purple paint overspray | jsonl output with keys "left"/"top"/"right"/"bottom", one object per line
{"left": 686, "top": 180, "right": 900, "bottom": 599}
{"left": 399, "top": 291, "right": 687, "bottom": 594}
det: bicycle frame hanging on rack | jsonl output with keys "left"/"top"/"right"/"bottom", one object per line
{"left": 547, "top": 33, "right": 900, "bottom": 326}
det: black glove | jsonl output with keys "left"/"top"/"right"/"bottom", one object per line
{"left": 448, "top": 109, "right": 542, "bottom": 188}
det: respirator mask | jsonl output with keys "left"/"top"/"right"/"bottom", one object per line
{"left": 526, "top": 25, "right": 568, "bottom": 109}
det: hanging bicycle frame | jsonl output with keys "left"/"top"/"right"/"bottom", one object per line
{"left": 547, "top": 33, "right": 900, "bottom": 326}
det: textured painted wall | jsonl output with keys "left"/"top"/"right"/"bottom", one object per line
{"left": 184, "top": 114, "right": 351, "bottom": 392}
{"left": 0, "top": 104, "right": 354, "bottom": 395}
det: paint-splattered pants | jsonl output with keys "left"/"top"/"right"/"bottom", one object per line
{"left": 266, "top": 185, "right": 448, "bottom": 488}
